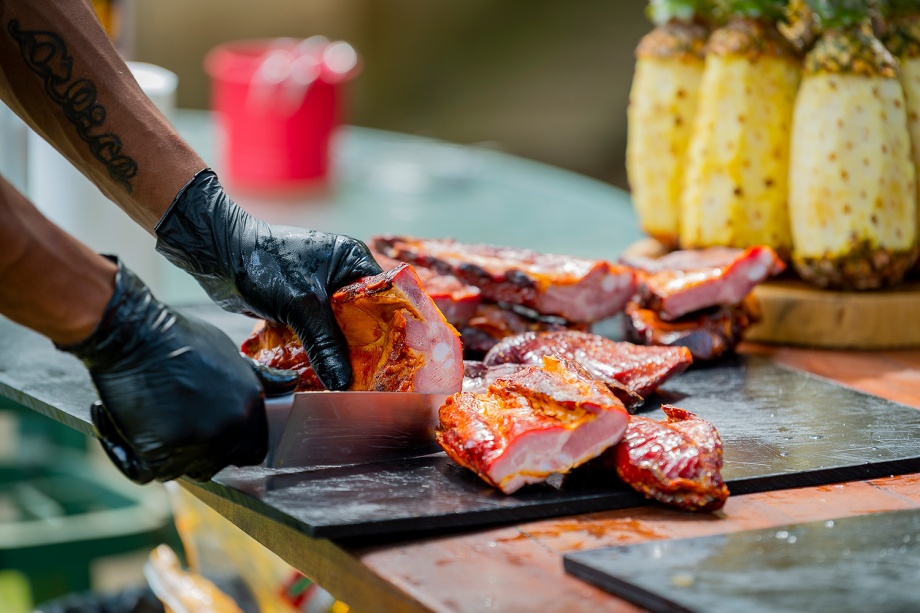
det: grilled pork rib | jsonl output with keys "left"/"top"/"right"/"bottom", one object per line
{"left": 331, "top": 263, "right": 464, "bottom": 393}
{"left": 483, "top": 330, "right": 691, "bottom": 400}
{"left": 611, "top": 405, "right": 729, "bottom": 512}
{"left": 242, "top": 264, "right": 464, "bottom": 393}
{"left": 460, "top": 303, "right": 588, "bottom": 357}
{"left": 371, "top": 248, "right": 481, "bottom": 328}
{"left": 374, "top": 235, "right": 636, "bottom": 323}
{"left": 437, "top": 355, "right": 630, "bottom": 494}
{"left": 623, "top": 297, "right": 761, "bottom": 362}
{"left": 624, "top": 246, "right": 785, "bottom": 320}
{"left": 241, "top": 321, "right": 324, "bottom": 391}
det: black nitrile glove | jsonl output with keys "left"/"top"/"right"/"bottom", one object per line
{"left": 155, "top": 169, "right": 382, "bottom": 391}
{"left": 59, "top": 257, "right": 270, "bottom": 484}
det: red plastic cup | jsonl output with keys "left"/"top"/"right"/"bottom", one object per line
{"left": 204, "top": 37, "right": 360, "bottom": 193}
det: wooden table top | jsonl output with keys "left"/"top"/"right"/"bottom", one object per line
{"left": 175, "top": 342, "right": 920, "bottom": 612}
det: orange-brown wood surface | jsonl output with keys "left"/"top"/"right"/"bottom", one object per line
{"left": 346, "top": 344, "right": 920, "bottom": 612}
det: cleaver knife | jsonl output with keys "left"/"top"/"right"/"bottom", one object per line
{"left": 264, "top": 392, "right": 450, "bottom": 469}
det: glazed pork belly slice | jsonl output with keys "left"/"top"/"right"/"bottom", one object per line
{"left": 462, "top": 361, "right": 524, "bottom": 394}
{"left": 623, "top": 296, "right": 761, "bottom": 362}
{"left": 437, "top": 355, "right": 630, "bottom": 494}
{"left": 623, "top": 246, "right": 785, "bottom": 321}
{"left": 374, "top": 235, "right": 636, "bottom": 323}
{"left": 607, "top": 405, "right": 729, "bottom": 512}
{"left": 372, "top": 248, "right": 481, "bottom": 328}
{"left": 242, "top": 264, "right": 464, "bottom": 393}
{"left": 460, "top": 302, "right": 588, "bottom": 358}
{"left": 331, "top": 263, "right": 464, "bottom": 392}
{"left": 483, "top": 330, "right": 691, "bottom": 401}
{"left": 241, "top": 321, "right": 324, "bottom": 391}
{"left": 462, "top": 358, "right": 643, "bottom": 410}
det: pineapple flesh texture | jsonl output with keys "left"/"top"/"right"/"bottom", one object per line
{"left": 790, "top": 28, "right": 918, "bottom": 289}
{"left": 680, "top": 18, "right": 800, "bottom": 259}
{"left": 627, "top": 21, "right": 708, "bottom": 249}
{"left": 883, "top": 16, "right": 920, "bottom": 263}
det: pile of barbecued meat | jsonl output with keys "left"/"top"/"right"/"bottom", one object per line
{"left": 241, "top": 236, "right": 782, "bottom": 512}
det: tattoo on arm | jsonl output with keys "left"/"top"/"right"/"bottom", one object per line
{"left": 7, "top": 20, "right": 138, "bottom": 193}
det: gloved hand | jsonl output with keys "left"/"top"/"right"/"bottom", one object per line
{"left": 155, "top": 169, "right": 382, "bottom": 391}
{"left": 59, "top": 257, "right": 270, "bottom": 484}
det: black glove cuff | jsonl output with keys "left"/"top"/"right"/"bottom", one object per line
{"left": 154, "top": 167, "right": 226, "bottom": 276}
{"left": 154, "top": 168, "right": 256, "bottom": 312}
{"left": 57, "top": 256, "right": 162, "bottom": 371}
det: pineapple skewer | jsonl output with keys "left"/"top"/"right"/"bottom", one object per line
{"left": 627, "top": 0, "right": 713, "bottom": 249}
{"left": 789, "top": 0, "right": 918, "bottom": 289}
{"left": 680, "top": 0, "right": 801, "bottom": 259}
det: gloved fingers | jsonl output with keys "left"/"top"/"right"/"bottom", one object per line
{"left": 290, "top": 304, "right": 352, "bottom": 391}
{"left": 329, "top": 236, "right": 384, "bottom": 289}
{"left": 242, "top": 354, "right": 300, "bottom": 397}
{"left": 90, "top": 401, "right": 156, "bottom": 484}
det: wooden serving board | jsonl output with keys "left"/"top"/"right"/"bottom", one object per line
{"left": 623, "top": 238, "right": 920, "bottom": 350}
{"left": 745, "top": 279, "right": 920, "bottom": 350}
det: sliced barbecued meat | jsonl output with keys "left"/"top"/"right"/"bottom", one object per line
{"left": 242, "top": 264, "right": 464, "bottom": 393}
{"left": 459, "top": 302, "right": 588, "bottom": 358}
{"left": 331, "top": 263, "right": 464, "bottom": 393}
{"left": 623, "top": 246, "right": 785, "bottom": 321}
{"left": 461, "top": 361, "right": 524, "bottom": 394}
{"left": 608, "top": 405, "right": 729, "bottom": 512}
{"left": 241, "top": 321, "right": 324, "bottom": 391}
{"left": 483, "top": 330, "right": 691, "bottom": 401}
{"left": 374, "top": 235, "right": 636, "bottom": 323}
{"left": 437, "top": 355, "right": 630, "bottom": 494}
{"left": 623, "top": 296, "right": 761, "bottom": 362}
{"left": 371, "top": 248, "right": 481, "bottom": 328}
{"left": 463, "top": 355, "right": 642, "bottom": 410}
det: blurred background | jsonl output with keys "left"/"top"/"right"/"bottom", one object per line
{"left": 131, "top": 0, "right": 648, "bottom": 190}
{"left": 1, "top": 1, "right": 652, "bottom": 612}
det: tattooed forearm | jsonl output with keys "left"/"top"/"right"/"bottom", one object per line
{"left": 7, "top": 20, "right": 138, "bottom": 193}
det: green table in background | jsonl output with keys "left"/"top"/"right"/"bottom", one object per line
{"left": 167, "top": 109, "right": 642, "bottom": 303}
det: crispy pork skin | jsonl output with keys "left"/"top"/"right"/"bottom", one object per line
{"left": 624, "top": 246, "right": 785, "bottom": 320}
{"left": 610, "top": 405, "right": 729, "bottom": 512}
{"left": 483, "top": 330, "right": 691, "bottom": 400}
{"left": 240, "top": 321, "right": 324, "bottom": 391}
{"left": 623, "top": 296, "right": 761, "bottom": 362}
{"left": 331, "top": 264, "right": 464, "bottom": 393}
{"left": 374, "top": 235, "right": 636, "bottom": 323}
{"left": 437, "top": 356, "right": 630, "bottom": 494}
{"left": 372, "top": 248, "right": 481, "bottom": 327}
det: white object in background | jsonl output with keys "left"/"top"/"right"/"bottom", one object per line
{"left": 0, "top": 102, "right": 29, "bottom": 194}
{"left": 27, "top": 62, "right": 179, "bottom": 300}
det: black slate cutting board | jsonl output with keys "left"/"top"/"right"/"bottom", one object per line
{"left": 4, "top": 305, "right": 920, "bottom": 540}
{"left": 563, "top": 507, "right": 920, "bottom": 613}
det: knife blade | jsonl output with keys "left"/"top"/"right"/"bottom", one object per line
{"left": 264, "top": 391, "right": 450, "bottom": 468}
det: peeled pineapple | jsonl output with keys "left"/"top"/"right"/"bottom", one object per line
{"left": 627, "top": 1, "right": 712, "bottom": 248}
{"left": 880, "top": 2, "right": 920, "bottom": 258}
{"left": 680, "top": 1, "right": 801, "bottom": 259}
{"left": 789, "top": 2, "right": 918, "bottom": 289}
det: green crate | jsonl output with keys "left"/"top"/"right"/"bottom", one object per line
{"left": 0, "top": 400, "right": 181, "bottom": 607}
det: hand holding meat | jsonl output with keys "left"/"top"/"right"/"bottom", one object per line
{"left": 59, "top": 259, "right": 268, "bottom": 484}
{"left": 155, "top": 169, "right": 383, "bottom": 390}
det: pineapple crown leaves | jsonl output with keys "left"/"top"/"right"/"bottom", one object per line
{"left": 646, "top": 0, "right": 716, "bottom": 24}
{"left": 805, "top": 0, "right": 871, "bottom": 28}
{"left": 714, "top": 0, "right": 791, "bottom": 20}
